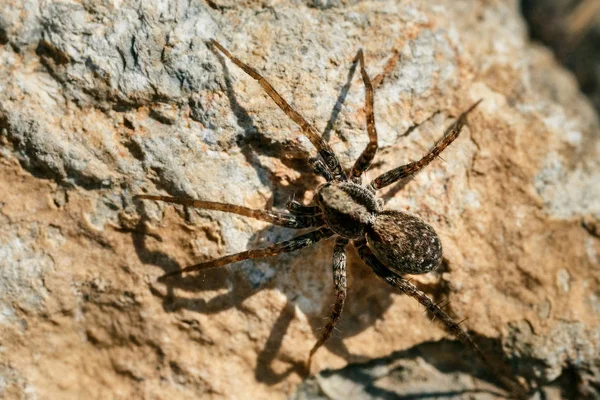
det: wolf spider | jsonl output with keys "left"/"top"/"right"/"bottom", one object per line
{"left": 135, "top": 40, "right": 527, "bottom": 397}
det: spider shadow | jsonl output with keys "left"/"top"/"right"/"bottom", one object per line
{"left": 127, "top": 203, "right": 237, "bottom": 309}
{"left": 130, "top": 47, "right": 397, "bottom": 384}
{"left": 129, "top": 44, "right": 499, "bottom": 392}
{"left": 129, "top": 204, "right": 396, "bottom": 385}
{"left": 204, "top": 45, "right": 396, "bottom": 381}
{"left": 210, "top": 41, "right": 361, "bottom": 206}
{"left": 247, "top": 233, "right": 396, "bottom": 384}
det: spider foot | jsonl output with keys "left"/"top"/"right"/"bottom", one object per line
{"left": 303, "top": 342, "right": 323, "bottom": 377}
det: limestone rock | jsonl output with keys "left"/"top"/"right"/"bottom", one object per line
{"left": 0, "top": 1, "right": 599, "bottom": 399}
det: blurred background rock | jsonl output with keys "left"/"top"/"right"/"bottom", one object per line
{"left": 522, "top": 0, "right": 600, "bottom": 113}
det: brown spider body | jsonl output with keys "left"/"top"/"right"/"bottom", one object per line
{"left": 316, "top": 181, "right": 442, "bottom": 275}
{"left": 135, "top": 40, "right": 527, "bottom": 398}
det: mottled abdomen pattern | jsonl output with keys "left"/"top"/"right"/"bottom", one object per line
{"left": 366, "top": 210, "right": 442, "bottom": 275}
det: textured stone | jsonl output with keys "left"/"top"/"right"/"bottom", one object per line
{"left": 0, "top": 1, "right": 599, "bottom": 399}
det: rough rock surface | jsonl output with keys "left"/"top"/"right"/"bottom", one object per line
{"left": 0, "top": 1, "right": 599, "bottom": 399}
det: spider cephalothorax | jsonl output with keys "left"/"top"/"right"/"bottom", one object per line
{"left": 315, "top": 181, "right": 380, "bottom": 239}
{"left": 135, "top": 40, "right": 527, "bottom": 398}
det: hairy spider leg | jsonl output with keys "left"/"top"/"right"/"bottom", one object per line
{"left": 209, "top": 40, "right": 346, "bottom": 182}
{"left": 350, "top": 50, "right": 378, "bottom": 180}
{"left": 134, "top": 195, "right": 323, "bottom": 228}
{"left": 354, "top": 238, "right": 528, "bottom": 398}
{"left": 158, "top": 228, "right": 334, "bottom": 279}
{"left": 371, "top": 100, "right": 483, "bottom": 190}
{"left": 308, "top": 237, "right": 349, "bottom": 367}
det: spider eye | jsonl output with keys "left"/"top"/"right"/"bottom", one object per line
{"left": 366, "top": 210, "right": 442, "bottom": 275}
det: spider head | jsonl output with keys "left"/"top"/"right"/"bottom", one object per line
{"left": 315, "top": 182, "right": 380, "bottom": 239}
{"left": 366, "top": 210, "right": 442, "bottom": 275}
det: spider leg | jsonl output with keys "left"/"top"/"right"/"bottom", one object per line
{"left": 160, "top": 227, "right": 333, "bottom": 280}
{"left": 307, "top": 237, "right": 348, "bottom": 367}
{"left": 353, "top": 238, "right": 528, "bottom": 398}
{"left": 350, "top": 49, "right": 378, "bottom": 181}
{"left": 134, "top": 195, "right": 323, "bottom": 228}
{"left": 209, "top": 40, "right": 346, "bottom": 182}
{"left": 370, "top": 100, "right": 482, "bottom": 190}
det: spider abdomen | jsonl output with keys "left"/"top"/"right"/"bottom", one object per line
{"left": 366, "top": 210, "right": 442, "bottom": 275}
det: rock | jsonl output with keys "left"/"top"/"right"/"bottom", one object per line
{"left": 522, "top": 0, "right": 600, "bottom": 115}
{"left": 0, "top": 1, "right": 599, "bottom": 399}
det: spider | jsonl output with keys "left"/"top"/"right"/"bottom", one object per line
{"left": 135, "top": 40, "right": 527, "bottom": 397}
